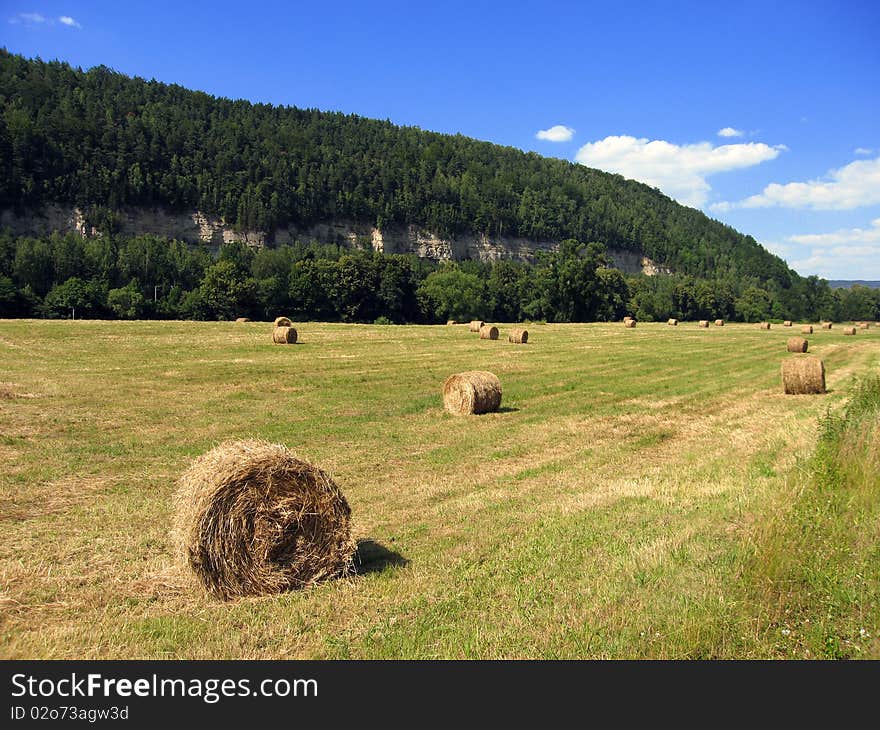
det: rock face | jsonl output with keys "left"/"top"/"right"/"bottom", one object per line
{"left": 0, "top": 203, "right": 670, "bottom": 276}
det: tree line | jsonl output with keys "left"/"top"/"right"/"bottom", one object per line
{"left": 2, "top": 231, "right": 876, "bottom": 324}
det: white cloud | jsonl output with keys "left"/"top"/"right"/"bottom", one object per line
{"left": 717, "top": 127, "right": 744, "bottom": 138}
{"left": 59, "top": 15, "right": 81, "bottom": 28}
{"left": 574, "top": 135, "right": 783, "bottom": 208}
{"left": 854, "top": 147, "right": 873, "bottom": 156}
{"left": 10, "top": 12, "right": 47, "bottom": 24}
{"left": 536, "top": 125, "right": 575, "bottom": 143}
{"left": 716, "top": 157, "right": 880, "bottom": 211}
{"left": 784, "top": 219, "right": 880, "bottom": 279}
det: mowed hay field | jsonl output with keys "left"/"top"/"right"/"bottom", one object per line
{"left": 1, "top": 319, "right": 878, "bottom": 659}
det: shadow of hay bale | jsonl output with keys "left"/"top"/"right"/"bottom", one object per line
{"left": 353, "top": 539, "right": 409, "bottom": 575}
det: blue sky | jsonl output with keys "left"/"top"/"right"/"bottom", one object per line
{"left": 3, "top": 0, "right": 879, "bottom": 279}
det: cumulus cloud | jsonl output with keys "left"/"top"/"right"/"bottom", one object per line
{"left": 714, "top": 156, "right": 880, "bottom": 211}
{"left": 574, "top": 135, "right": 783, "bottom": 208}
{"left": 717, "top": 127, "right": 744, "bottom": 138}
{"left": 59, "top": 15, "right": 81, "bottom": 28}
{"left": 536, "top": 125, "right": 575, "bottom": 143}
{"left": 854, "top": 147, "right": 873, "bottom": 156}
{"left": 784, "top": 218, "right": 880, "bottom": 279}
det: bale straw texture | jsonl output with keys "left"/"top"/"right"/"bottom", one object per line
{"left": 781, "top": 357, "right": 826, "bottom": 395}
{"left": 508, "top": 328, "right": 529, "bottom": 344}
{"left": 801, "top": 325, "right": 814, "bottom": 334}
{"left": 714, "top": 319, "right": 724, "bottom": 327}
{"left": 479, "top": 324, "right": 499, "bottom": 340}
{"left": 787, "top": 337, "right": 808, "bottom": 353}
{"left": 272, "top": 326, "right": 298, "bottom": 344}
{"left": 273, "top": 317, "right": 293, "bottom": 327}
{"left": 443, "top": 371, "right": 502, "bottom": 415}
{"left": 173, "top": 439, "right": 355, "bottom": 600}
{"left": 843, "top": 327, "right": 857, "bottom": 336}
{"left": 469, "top": 320, "right": 485, "bottom": 332}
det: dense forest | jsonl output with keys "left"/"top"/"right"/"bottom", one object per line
{"left": 1, "top": 49, "right": 877, "bottom": 323}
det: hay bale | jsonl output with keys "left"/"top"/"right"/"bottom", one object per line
{"left": 624, "top": 319, "right": 636, "bottom": 328}
{"left": 623, "top": 316, "right": 634, "bottom": 323}
{"left": 667, "top": 318, "right": 678, "bottom": 326}
{"left": 508, "top": 328, "right": 529, "bottom": 344}
{"left": 801, "top": 325, "right": 814, "bottom": 334}
{"left": 757, "top": 322, "right": 771, "bottom": 330}
{"left": 447, "top": 320, "right": 458, "bottom": 325}
{"left": 714, "top": 319, "right": 724, "bottom": 327}
{"left": 781, "top": 357, "right": 826, "bottom": 395}
{"left": 843, "top": 326, "right": 857, "bottom": 336}
{"left": 173, "top": 439, "right": 355, "bottom": 600}
{"left": 468, "top": 320, "right": 485, "bottom": 332}
{"left": 787, "top": 337, "right": 808, "bottom": 353}
{"left": 443, "top": 371, "right": 502, "bottom": 415}
{"left": 860, "top": 322, "right": 870, "bottom": 329}
{"left": 274, "top": 316, "right": 293, "bottom": 327}
{"left": 698, "top": 320, "right": 709, "bottom": 328}
{"left": 272, "top": 326, "right": 298, "bottom": 344}
{"left": 479, "top": 324, "right": 499, "bottom": 340}
{"left": 235, "top": 317, "right": 250, "bottom": 323}
{"left": 783, "top": 321, "right": 792, "bottom": 327}
{"left": 821, "top": 322, "right": 832, "bottom": 330}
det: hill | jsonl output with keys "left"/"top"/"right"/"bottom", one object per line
{"left": 828, "top": 280, "right": 880, "bottom": 290}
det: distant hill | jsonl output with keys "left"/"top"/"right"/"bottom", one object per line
{"left": 0, "top": 49, "right": 797, "bottom": 290}
{"left": 828, "top": 280, "right": 880, "bottom": 289}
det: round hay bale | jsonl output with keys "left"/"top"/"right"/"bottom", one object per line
{"left": 783, "top": 320, "right": 792, "bottom": 327}
{"left": 787, "top": 337, "right": 808, "bottom": 353}
{"left": 468, "top": 320, "right": 485, "bottom": 332}
{"left": 623, "top": 316, "right": 634, "bottom": 323}
{"left": 272, "top": 326, "right": 298, "bottom": 344}
{"left": 801, "top": 325, "right": 813, "bottom": 334}
{"left": 173, "top": 439, "right": 355, "bottom": 600}
{"left": 843, "top": 326, "right": 857, "bottom": 336}
{"left": 781, "top": 357, "right": 825, "bottom": 395}
{"left": 667, "top": 318, "right": 678, "bottom": 326}
{"left": 447, "top": 319, "right": 458, "bottom": 325}
{"left": 757, "top": 322, "right": 771, "bottom": 330}
{"left": 479, "top": 324, "right": 499, "bottom": 340}
{"left": 860, "top": 322, "right": 870, "bottom": 329}
{"left": 714, "top": 319, "right": 724, "bottom": 327}
{"left": 274, "top": 316, "right": 293, "bottom": 327}
{"left": 442, "top": 371, "right": 502, "bottom": 415}
{"left": 235, "top": 317, "right": 250, "bottom": 323}
{"left": 698, "top": 320, "right": 709, "bottom": 328}
{"left": 508, "top": 328, "right": 529, "bottom": 344}
{"left": 821, "top": 322, "right": 832, "bottom": 330}
{"left": 624, "top": 319, "right": 636, "bottom": 328}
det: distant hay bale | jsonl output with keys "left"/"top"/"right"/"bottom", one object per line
{"left": 714, "top": 319, "right": 724, "bottom": 327}
{"left": 274, "top": 316, "right": 293, "bottom": 327}
{"left": 787, "top": 337, "right": 808, "bottom": 353}
{"left": 860, "top": 322, "right": 870, "bottom": 329}
{"left": 757, "top": 322, "right": 771, "bottom": 330}
{"left": 447, "top": 320, "right": 458, "bottom": 325}
{"left": 821, "top": 322, "right": 832, "bottom": 330}
{"left": 235, "top": 317, "right": 250, "bottom": 323}
{"left": 623, "top": 316, "right": 634, "bottom": 323}
{"left": 667, "top": 318, "right": 678, "bottom": 326}
{"left": 624, "top": 319, "right": 637, "bottom": 328}
{"left": 781, "top": 357, "right": 826, "bottom": 395}
{"left": 469, "top": 320, "right": 485, "bottom": 332}
{"left": 508, "top": 328, "right": 529, "bottom": 344}
{"left": 172, "top": 439, "right": 355, "bottom": 600}
{"left": 442, "top": 371, "right": 502, "bottom": 415}
{"left": 843, "top": 326, "right": 857, "bottom": 336}
{"left": 801, "top": 325, "right": 814, "bottom": 334}
{"left": 479, "top": 324, "right": 499, "bottom": 340}
{"left": 272, "top": 326, "right": 298, "bottom": 344}
{"left": 698, "top": 320, "right": 709, "bottom": 328}
{"left": 783, "top": 320, "right": 792, "bottom": 327}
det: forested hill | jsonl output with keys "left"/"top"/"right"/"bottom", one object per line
{"left": 1, "top": 50, "right": 794, "bottom": 286}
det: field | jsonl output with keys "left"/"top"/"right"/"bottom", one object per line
{"left": 1, "top": 319, "right": 878, "bottom": 659}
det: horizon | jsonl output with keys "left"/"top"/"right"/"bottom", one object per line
{"left": 2, "top": 1, "right": 878, "bottom": 279}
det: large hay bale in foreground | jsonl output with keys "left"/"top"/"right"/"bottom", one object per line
{"left": 757, "top": 322, "right": 771, "bottom": 330}
{"left": 787, "top": 337, "right": 808, "bottom": 353}
{"left": 843, "top": 326, "right": 857, "bottom": 336}
{"left": 624, "top": 319, "right": 636, "bottom": 328}
{"left": 173, "top": 440, "right": 355, "bottom": 600}
{"left": 469, "top": 320, "right": 485, "bottom": 332}
{"left": 508, "top": 328, "right": 529, "bottom": 344}
{"left": 783, "top": 320, "right": 792, "bottom": 327}
{"left": 667, "top": 318, "right": 678, "bottom": 326}
{"left": 479, "top": 324, "right": 499, "bottom": 340}
{"left": 443, "top": 371, "right": 502, "bottom": 415}
{"left": 714, "top": 319, "right": 724, "bottom": 327}
{"left": 698, "top": 320, "right": 709, "bottom": 328}
{"left": 781, "top": 357, "right": 825, "bottom": 395}
{"left": 272, "top": 326, "right": 298, "bottom": 344}
{"left": 821, "top": 322, "right": 833, "bottom": 330}
{"left": 274, "top": 316, "right": 293, "bottom": 327}
{"left": 801, "top": 325, "right": 814, "bottom": 334}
